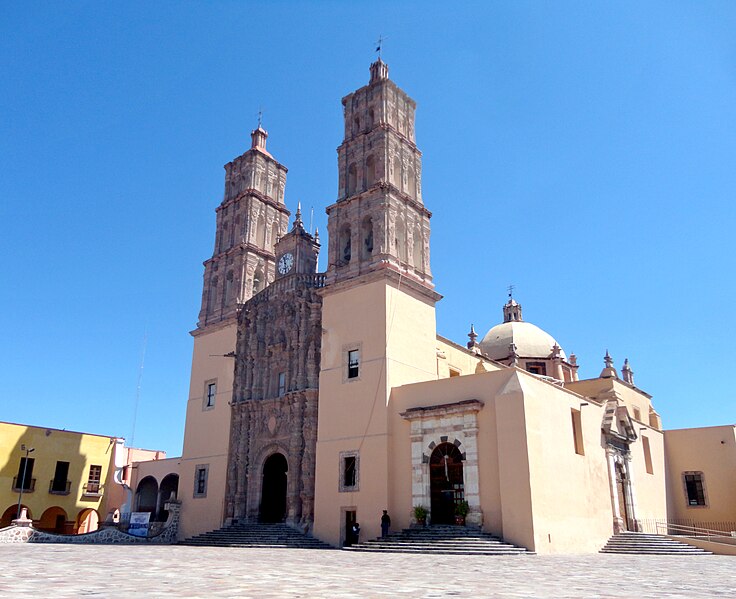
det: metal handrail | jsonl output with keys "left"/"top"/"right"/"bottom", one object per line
{"left": 48, "top": 479, "right": 72, "bottom": 495}
{"left": 656, "top": 521, "right": 736, "bottom": 543}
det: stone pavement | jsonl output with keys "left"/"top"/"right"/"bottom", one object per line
{"left": 0, "top": 544, "right": 733, "bottom": 598}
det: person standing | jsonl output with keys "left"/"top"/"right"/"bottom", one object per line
{"left": 380, "top": 510, "right": 391, "bottom": 537}
{"left": 351, "top": 522, "right": 361, "bottom": 545}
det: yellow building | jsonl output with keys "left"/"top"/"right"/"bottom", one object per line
{"left": 0, "top": 421, "right": 163, "bottom": 533}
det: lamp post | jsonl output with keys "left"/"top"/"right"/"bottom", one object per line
{"left": 16, "top": 444, "right": 35, "bottom": 520}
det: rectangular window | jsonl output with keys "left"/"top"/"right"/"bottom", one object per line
{"left": 50, "top": 461, "right": 70, "bottom": 494}
{"left": 448, "top": 367, "right": 461, "bottom": 378}
{"left": 526, "top": 362, "right": 547, "bottom": 376}
{"left": 14, "top": 457, "right": 35, "bottom": 491}
{"left": 204, "top": 380, "right": 217, "bottom": 409}
{"left": 339, "top": 451, "right": 359, "bottom": 492}
{"left": 278, "top": 372, "right": 286, "bottom": 396}
{"left": 684, "top": 473, "right": 706, "bottom": 506}
{"left": 347, "top": 349, "right": 360, "bottom": 379}
{"left": 633, "top": 406, "right": 641, "bottom": 421}
{"left": 642, "top": 436, "right": 653, "bottom": 474}
{"left": 571, "top": 408, "right": 584, "bottom": 455}
{"left": 85, "top": 465, "right": 102, "bottom": 495}
{"left": 194, "top": 465, "right": 209, "bottom": 497}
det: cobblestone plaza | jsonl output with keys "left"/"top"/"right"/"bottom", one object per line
{"left": 0, "top": 545, "right": 733, "bottom": 598}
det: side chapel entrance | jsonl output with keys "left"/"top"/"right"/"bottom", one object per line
{"left": 430, "top": 443, "right": 464, "bottom": 525}
{"left": 260, "top": 453, "right": 288, "bottom": 523}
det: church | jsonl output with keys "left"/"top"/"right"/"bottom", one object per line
{"left": 172, "top": 59, "right": 671, "bottom": 554}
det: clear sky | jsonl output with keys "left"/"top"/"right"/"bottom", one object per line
{"left": 2, "top": 2, "right": 735, "bottom": 456}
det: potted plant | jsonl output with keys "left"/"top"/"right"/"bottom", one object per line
{"left": 454, "top": 500, "right": 469, "bottom": 526}
{"left": 413, "top": 505, "right": 428, "bottom": 526}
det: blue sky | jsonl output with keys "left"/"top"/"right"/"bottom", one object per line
{"left": 2, "top": 1, "right": 735, "bottom": 456}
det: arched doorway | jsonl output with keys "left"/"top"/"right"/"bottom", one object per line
{"left": 75, "top": 508, "right": 99, "bottom": 534}
{"left": 615, "top": 462, "right": 632, "bottom": 531}
{"left": 430, "top": 443, "right": 464, "bottom": 525}
{"left": 38, "top": 506, "right": 68, "bottom": 534}
{"left": 0, "top": 505, "right": 32, "bottom": 528}
{"left": 135, "top": 476, "right": 158, "bottom": 514}
{"left": 260, "top": 453, "right": 288, "bottom": 523}
{"left": 156, "top": 473, "right": 179, "bottom": 522}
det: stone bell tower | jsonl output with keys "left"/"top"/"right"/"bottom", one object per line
{"left": 180, "top": 123, "right": 290, "bottom": 540}
{"left": 314, "top": 60, "right": 440, "bottom": 546}
{"left": 325, "top": 58, "right": 433, "bottom": 289}
{"left": 198, "top": 124, "right": 291, "bottom": 327}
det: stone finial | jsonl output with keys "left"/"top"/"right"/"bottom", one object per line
{"left": 569, "top": 353, "right": 578, "bottom": 366}
{"left": 600, "top": 350, "right": 619, "bottom": 379}
{"left": 370, "top": 58, "right": 389, "bottom": 84}
{"left": 509, "top": 342, "right": 519, "bottom": 366}
{"left": 293, "top": 202, "right": 304, "bottom": 230}
{"left": 467, "top": 324, "right": 478, "bottom": 350}
{"left": 551, "top": 343, "right": 562, "bottom": 359}
{"left": 622, "top": 358, "right": 635, "bottom": 385}
{"left": 314, "top": 227, "right": 320, "bottom": 243}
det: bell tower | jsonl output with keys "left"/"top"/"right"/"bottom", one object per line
{"left": 198, "top": 124, "right": 291, "bottom": 327}
{"left": 314, "top": 61, "right": 441, "bottom": 546}
{"left": 325, "top": 58, "right": 433, "bottom": 289}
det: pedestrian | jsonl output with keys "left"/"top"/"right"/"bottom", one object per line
{"left": 351, "top": 521, "right": 361, "bottom": 545}
{"left": 380, "top": 510, "right": 391, "bottom": 537}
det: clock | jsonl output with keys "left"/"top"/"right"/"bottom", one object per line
{"left": 278, "top": 252, "right": 294, "bottom": 275}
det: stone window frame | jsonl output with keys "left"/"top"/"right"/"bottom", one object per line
{"left": 681, "top": 471, "right": 708, "bottom": 508}
{"left": 339, "top": 450, "right": 360, "bottom": 492}
{"left": 193, "top": 464, "right": 209, "bottom": 498}
{"left": 203, "top": 379, "right": 217, "bottom": 411}
{"left": 343, "top": 342, "right": 362, "bottom": 383}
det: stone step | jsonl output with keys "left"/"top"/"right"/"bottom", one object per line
{"left": 600, "top": 533, "right": 711, "bottom": 555}
{"left": 180, "top": 523, "right": 333, "bottom": 549}
{"left": 344, "top": 547, "right": 528, "bottom": 555}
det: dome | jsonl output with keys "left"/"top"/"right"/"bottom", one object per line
{"left": 479, "top": 320, "right": 566, "bottom": 361}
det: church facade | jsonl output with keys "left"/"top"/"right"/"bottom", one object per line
{"left": 174, "top": 60, "right": 678, "bottom": 553}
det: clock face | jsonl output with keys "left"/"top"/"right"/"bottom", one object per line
{"left": 278, "top": 252, "right": 294, "bottom": 275}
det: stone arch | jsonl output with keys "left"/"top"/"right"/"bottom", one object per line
{"left": 361, "top": 216, "right": 374, "bottom": 259}
{"left": 347, "top": 163, "right": 358, "bottom": 196}
{"left": 156, "top": 473, "right": 179, "bottom": 522}
{"left": 429, "top": 443, "right": 465, "bottom": 525}
{"left": 38, "top": 506, "right": 68, "bottom": 534}
{"left": 75, "top": 508, "right": 99, "bottom": 534}
{"left": 1, "top": 504, "right": 32, "bottom": 527}
{"left": 135, "top": 475, "right": 158, "bottom": 513}
{"left": 412, "top": 225, "right": 423, "bottom": 270}
{"left": 207, "top": 277, "right": 219, "bottom": 315}
{"left": 407, "top": 165, "right": 416, "bottom": 199}
{"left": 391, "top": 155, "right": 402, "bottom": 188}
{"left": 365, "top": 155, "right": 376, "bottom": 188}
{"left": 253, "top": 265, "right": 265, "bottom": 294}
{"left": 339, "top": 224, "right": 352, "bottom": 264}
{"left": 225, "top": 271, "right": 235, "bottom": 303}
{"left": 395, "top": 217, "right": 407, "bottom": 263}
{"left": 257, "top": 212, "right": 267, "bottom": 248}
{"left": 246, "top": 443, "right": 291, "bottom": 521}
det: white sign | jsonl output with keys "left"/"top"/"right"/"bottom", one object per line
{"left": 128, "top": 512, "right": 151, "bottom": 537}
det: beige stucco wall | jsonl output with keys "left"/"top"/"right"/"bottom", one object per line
{"left": 178, "top": 322, "right": 236, "bottom": 539}
{"left": 566, "top": 378, "right": 656, "bottom": 429}
{"left": 435, "top": 336, "right": 502, "bottom": 378}
{"left": 664, "top": 425, "right": 736, "bottom": 524}
{"left": 314, "top": 275, "right": 438, "bottom": 546}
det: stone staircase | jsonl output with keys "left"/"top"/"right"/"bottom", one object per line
{"left": 180, "top": 522, "right": 333, "bottom": 549}
{"left": 600, "top": 532, "right": 712, "bottom": 555}
{"left": 344, "top": 525, "right": 532, "bottom": 556}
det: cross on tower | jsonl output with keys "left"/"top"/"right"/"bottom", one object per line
{"left": 257, "top": 108, "right": 263, "bottom": 129}
{"left": 507, "top": 284, "right": 515, "bottom": 299}
{"left": 375, "top": 35, "right": 388, "bottom": 59}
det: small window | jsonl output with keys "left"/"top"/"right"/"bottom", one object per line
{"left": 204, "top": 380, "right": 217, "bottom": 410}
{"left": 449, "top": 368, "right": 461, "bottom": 378}
{"left": 194, "top": 465, "right": 209, "bottom": 498}
{"left": 633, "top": 406, "right": 641, "bottom": 421}
{"left": 642, "top": 436, "right": 653, "bottom": 474}
{"left": 348, "top": 349, "right": 360, "bottom": 379}
{"left": 14, "top": 457, "right": 35, "bottom": 491}
{"left": 339, "top": 452, "right": 359, "bottom": 492}
{"left": 278, "top": 372, "right": 286, "bottom": 396}
{"left": 85, "top": 465, "right": 102, "bottom": 495}
{"left": 526, "top": 362, "right": 547, "bottom": 376}
{"left": 684, "top": 472, "right": 706, "bottom": 506}
{"left": 571, "top": 408, "right": 584, "bottom": 455}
